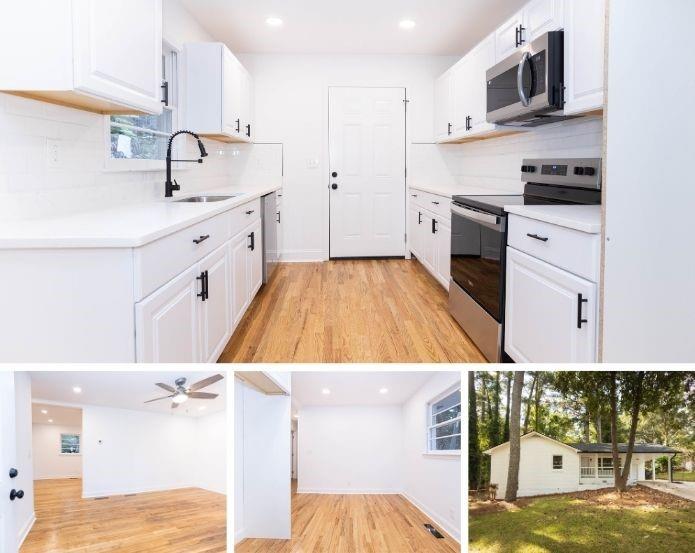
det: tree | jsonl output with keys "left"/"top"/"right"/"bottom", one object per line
{"left": 505, "top": 371, "right": 525, "bottom": 502}
{"left": 503, "top": 372, "right": 511, "bottom": 442}
{"left": 468, "top": 371, "right": 480, "bottom": 490}
{"left": 489, "top": 372, "right": 501, "bottom": 447}
{"left": 523, "top": 372, "right": 537, "bottom": 434}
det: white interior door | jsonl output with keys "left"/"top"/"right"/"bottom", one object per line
{"left": 0, "top": 371, "right": 18, "bottom": 553}
{"left": 329, "top": 87, "right": 406, "bottom": 258}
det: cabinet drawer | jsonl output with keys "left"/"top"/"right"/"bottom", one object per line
{"left": 409, "top": 189, "right": 451, "bottom": 220}
{"left": 230, "top": 198, "right": 261, "bottom": 237}
{"left": 507, "top": 214, "right": 600, "bottom": 282}
{"left": 134, "top": 212, "right": 230, "bottom": 301}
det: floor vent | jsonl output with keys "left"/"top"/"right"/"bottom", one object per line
{"left": 124, "top": 494, "right": 137, "bottom": 497}
{"left": 424, "top": 524, "right": 444, "bottom": 539}
{"left": 94, "top": 497, "right": 109, "bottom": 500}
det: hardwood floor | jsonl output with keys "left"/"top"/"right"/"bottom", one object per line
{"left": 21, "top": 479, "right": 226, "bottom": 553}
{"left": 220, "top": 259, "right": 485, "bottom": 362}
{"left": 236, "top": 481, "right": 460, "bottom": 553}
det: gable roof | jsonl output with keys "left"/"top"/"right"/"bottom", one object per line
{"left": 483, "top": 431, "right": 580, "bottom": 455}
{"left": 569, "top": 443, "right": 679, "bottom": 454}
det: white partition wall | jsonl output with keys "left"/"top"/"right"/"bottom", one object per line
{"left": 32, "top": 424, "right": 82, "bottom": 480}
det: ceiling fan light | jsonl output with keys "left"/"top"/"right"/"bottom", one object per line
{"left": 172, "top": 392, "right": 188, "bottom": 404}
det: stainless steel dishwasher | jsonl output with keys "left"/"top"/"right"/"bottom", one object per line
{"left": 261, "top": 192, "right": 278, "bottom": 283}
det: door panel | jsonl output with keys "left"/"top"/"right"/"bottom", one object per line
{"left": 222, "top": 49, "right": 242, "bottom": 137}
{"left": 248, "top": 219, "right": 263, "bottom": 299}
{"left": 525, "top": 0, "right": 564, "bottom": 42}
{"left": 199, "top": 245, "right": 231, "bottom": 363}
{"left": 329, "top": 87, "right": 406, "bottom": 258}
{"left": 230, "top": 232, "right": 250, "bottom": 327}
{"left": 1, "top": 372, "right": 17, "bottom": 553}
{"left": 495, "top": 11, "right": 524, "bottom": 61}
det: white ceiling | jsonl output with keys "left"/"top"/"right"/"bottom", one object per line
{"left": 29, "top": 371, "right": 226, "bottom": 418}
{"left": 291, "top": 371, "right": 444, "bottom": 410}
{"left": 32, "top": 403, "right": 82, "bottom": 427}
{"left": 180, "top": 0, "right": 527, "bottom": 55}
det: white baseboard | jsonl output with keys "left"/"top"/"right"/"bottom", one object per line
{"left": 280, "top": 250, "right": 325, "bottom": 262}
{"left": 401, "top": 491, "right": 461, "bottom": 544}
{"left": 297, "top": 487, "right": 401, "bottom": 495}
{"left": 17, "top": 513, "right": 36, "bottom": 548}
{"left": 35, "top": 475, "right": 81, "bottom": 481}
{"left": 82, "top": 483, "right": 191, "bottom": 499}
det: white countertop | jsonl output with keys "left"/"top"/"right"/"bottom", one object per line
{"left": 504, "top": 204, "right": 602, "bottom": 234}
{"left": 409, "top": 183, "right": 515, "bottom": 198}
{"left": 0, "top": 184, "right": 281, "bottom": 249}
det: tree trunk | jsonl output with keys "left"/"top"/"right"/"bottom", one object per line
{"left": 468, "top": 371, "right": 480, "bottom": 490}
{"left": 494, "top": 372, "right": 501, "bottom": 443}
{"left": 533, "top": 373, "right": 543, "bottom": 432}
{"left": 503, "top": 372, "right": 511, "bottom": 442}
{"left": 596, "top": 412, "right": 602, "bottom": 443}
{"left": 609, "top": 372, "right": 623, "bottom": 491}
{"left": 505, "top": 371, "right": 525, "bottom": 502}
{"left": 617, "top": 372, "right": 645, "bottom": 490}
{"left": 522, "top": 373, "right": 537, "bottom": 434}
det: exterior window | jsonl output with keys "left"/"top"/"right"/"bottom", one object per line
{"left": 427, "top": 385, "right": 461, "bottom": 452}
{"left": 553, "top": 455, "right": 563, "bottom": 470}
{"left": 60, "top": 433, "right": 80, "bottom": 455}
{"left": 598, "top": 457, "right": 620, "bottom": 476}
{"left": 108, "top": 43, "right": 177, "bottom": 165}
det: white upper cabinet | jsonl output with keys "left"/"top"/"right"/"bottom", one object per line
{"left": 495, "top": 10, "right": 525, "bottom": 60}
{"left": 563, "top": 0, "right": 606, "bottom": 115}
{"left": 0, "top": 0, "right": 163, "bottom": 114}
{"left": 434, "top": 70, "right": 453, "bottom": 141}
{"left": 524, "top": 0, "right": 565, "bottom": 44}
{"left": 185, "top": 42, "right": 254, "bottom": 143}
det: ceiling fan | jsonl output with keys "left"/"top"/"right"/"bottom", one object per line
{"left": 144, "top": 374, "right": 224, "bottom": 409}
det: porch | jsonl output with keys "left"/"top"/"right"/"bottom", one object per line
{"left": 578, "top": 453, "right": 673, "bottom": 486}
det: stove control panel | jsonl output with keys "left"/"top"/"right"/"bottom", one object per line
{"left": 521, "top": 158, "right": 602, "bottom": 189}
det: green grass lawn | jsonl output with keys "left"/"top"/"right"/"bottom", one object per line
{"left": 656, "top": 471, "right": 695, "bottom": 482}
{"left": 469, "top": 489, "right": 695, "bottom": 553}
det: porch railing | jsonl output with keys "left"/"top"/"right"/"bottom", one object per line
{"left": 598, "top": 468, "right": 614, "bottom": 478}
{"left": 580, "top": 467, "right": 595, "bottom": 478}
{"left": 581, "top": 468, "right": 615, "bottom": 478}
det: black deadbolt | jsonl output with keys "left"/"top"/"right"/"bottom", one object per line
{"left": 331, "top": 171, "right": 338, "bottom": 178}
{"left": 10, "top": 489, "right": 24, "bottom": 501}
{"left": 9, "top": 468, "right": 18, "bottom": 478}
{"left": 331, "top": 183, "right": 338, "bottom": 190}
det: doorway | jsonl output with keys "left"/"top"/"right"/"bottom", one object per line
{"left": 328, "top": 87, "right": 407, "bottom": 258}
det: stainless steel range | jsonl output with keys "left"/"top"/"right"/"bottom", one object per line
{"left": 448, "top": 158, "right": 602, "bottom": 362}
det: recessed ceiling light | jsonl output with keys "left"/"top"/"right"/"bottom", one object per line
{"left": 399, "top": 19, "right": 416, "bottom": 30}
{"left": 48, "top": 419, "right": 53, "bottom": 423}
{"left": 266, "top": 17, "right": 283, "bottom": 27}
{"left": 379, "top": 387, "right": 389, "bottom": 394}
{"left": 41, "top": 409, "right": 48, "bottom": 414}
{"left": 321, "top": 388, "right": 331, "bottom": 395}
{"left": 73, "top": 386, "right": 82, "bottom": 394}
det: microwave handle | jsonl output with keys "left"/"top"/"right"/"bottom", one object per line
{"left": 451, "top": 203, "right": 501, "bottom": 229}
{"left": 517, "top": 51, "right": 532, "bottom": 107}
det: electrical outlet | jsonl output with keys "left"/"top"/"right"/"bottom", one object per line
{"left": 46, "top": 138, "right": 61, "bottom": 168}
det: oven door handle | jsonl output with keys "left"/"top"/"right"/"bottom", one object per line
{"left": 517, "top": 51, "right": 532, "bottom": 107}
{"left": 451, "top": 203, "right": 502, "bottom": 229}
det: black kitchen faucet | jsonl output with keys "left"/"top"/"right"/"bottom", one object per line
{"left": 164, "top": 130, "right": 208, "bottom": 197}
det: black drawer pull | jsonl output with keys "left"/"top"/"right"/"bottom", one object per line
{"left": 277, "top": 211, "right": 281, "bottom": 223}
{"left": 197, "top": 270, "right": 208, "bottom": 301}
{"left": 248, "top": 231, "right": 255, "bottom": 251}
{"left": 245, "top": 210, "right": 254, "bottom": 215}
{"left": 418, "top": 212, "right": 422, "bottom": 224}
{"left": 526, "top": 233, "right": 549, "bottom": 242}
{"left": 235, "top": 118, "right": 240, "bottom": 133}
{"left": 431, "top": 219, "right": 438, "bottom": 234}
{"left": 432, "top": 201, "right": 439, "bottom": 205}
{"left": 192, "top": 234, "right": 210, "bottom": 244}
{"left": 411, "top": 194, "right": 418, "bottom": 198}
{"left": 577, "top": 293, "right": 588, "bottom": 329}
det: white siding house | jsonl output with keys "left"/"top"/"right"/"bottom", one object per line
{"left": 485, "top": 432, "right": 678, "bottom": 500}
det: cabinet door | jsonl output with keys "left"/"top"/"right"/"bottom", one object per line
{"left": 408, "top": 206, "right": 424, "bottom": 259}
{"left": 434, "top": 217, "right": 451, "bottom": 290}
{"left": 247, "top": 219, "right": 263, "bottom": 300}
{"left": 199, "top": 244, "right": 231, "bottom": 363}
{"left": 230, "top": 231, "right": 250, "bottom": 328}
{"left": 495, "top": 11, "right": 524, "bottom": 61}
{"left": 240, "top": 67, "right": 254, "bottom": 140}
{"left": 468, "top": 35, "right": 496, "bottom": 130}
{"left": 451, "top": 56, "right": 472, "bottom": 136}
{"left": 524, "top": 0, "right": 564, "bottom": 43}
{"left": 505, "top": 247, "right": 597, "bottom": 363}
{"left": 72, "top": 0, "right": 162, "bottom": 114}
{"left": 422, "top": 216, "right": 437, "bottom": 273}
{"left": 222, "top": 48, "right": 242, "bottom": 137}
{"left": 563, "top": 0, "right": 605, "bottom": 115}
{"left": 276, "top": 202, "right": 283, "bottom": 262}
{"left": 135, "top": 266, "right": 200, "bottom": 362}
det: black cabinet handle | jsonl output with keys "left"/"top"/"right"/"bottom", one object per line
{"left": 246, "top": 124, "right": 251, "bottom": 138}
{"left": 235, "top": 119, "right": 240, "bottom": 133}
{"left": 197, "top": 271, "right": 208, "bottom": 301}
{"left": 418, "top": 212, "right": 422, "bottom": 224}
{"left": 277, "top": 211, "right": 281, "bottom": 224}
{"left": 245, "top": 210, "right": 254, "bottom": 215}
{"left": 577, "top": 293, "right": 589, "bottom": 329}
{"left": 515, "top": 26, "right": 520, "bottom": 48}
{"left": 518, "top": 25, "right": 525, "bottom": 46}
{"left": 161, "top": 81, "right": 169, "bottom": 106}
{"left": 447, "top": 122, "right": 452, "bottom": 135}
{"left": 431, "top": 219, "right": 438, "bottom": 234}
{"left": 10, "top": 489, "right": 24, "bottom": 501}
{"left": 465, "top": 115, "right": 472, "bottom": 131}
{"left": 526, "top": 233, "right": 549, "bottom": 242}
{"left": 192, "top": 234, "right": 210, "bottom": 244}
{"left": 248, "top": 231, "right": 255, "bottom": 251}
{"left": 411, "top": 194, "right": 418, "bottom": 198}
{"left": 9, "top": 468, "right": 18, "bottom": 478}
{"left": 432, "top": 201, "right": 439, "bottom": 206}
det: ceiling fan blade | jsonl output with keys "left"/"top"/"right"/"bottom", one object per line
{"left": 156, "top": 383, "right": 176, "bottom": 393}
{"left": 188, "top": 374, "right": 224, "bottom": 392}
{"left": 188, "top": 392, "right": 218, "bottom": 400}
{"left": 144, "top": 395, "right": 174, "bottom": 404}
{"left": 172, "top": 401, "right": 180, "bottom": 409}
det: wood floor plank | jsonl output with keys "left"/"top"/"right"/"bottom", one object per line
{"left": 236, "top": 481, "right": 460, "bottom": 553}
{"left": 220, "top": 259, "right": 486, "bottom": 363}
{"left": 21, "top": 479, "right": 226, "bottom": 553}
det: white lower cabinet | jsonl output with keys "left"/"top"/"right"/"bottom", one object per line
{"left": 230, "top": 230, "right": 251, "bottom": 327}
{"left": 505, "top": 246, "right": 597, "bottom": 363}
{"left": 434, "top": 217, "right": 451, "bottom": 290}
{"left": 248, "top": 218, "right": 263, "bottom": 299}
{"left": 199, "top": 244, "right": 232, "bottom": 363}
{"left": 409, "top": 191, "right": 451, "bottom": 290}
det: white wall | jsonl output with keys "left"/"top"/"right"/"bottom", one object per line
{"left": 601, "top": 0, "right": 695, "bottom": 361}
{"left": 32, "top": 423, "right": 82, "bottom": 480}
{"left": 402, "top": 372, "right": 461, "bottom": 542}
{"left": 298, "top": 405, "right": 403, "bottom": 494}
{"left": 14, "top": 372, "right": 35, "bottom": 549}
{"left": 240, "top": 53, "right": 457, "bottom": 260}
{"left": 234, "top": 379, "right": 245, "bottom": 543}
{"left": 192, "top": 410, "right": 226, "bottom": 494}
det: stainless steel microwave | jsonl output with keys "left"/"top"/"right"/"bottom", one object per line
{"left": 486, "top": 31, "right": 576, "bottom": 127}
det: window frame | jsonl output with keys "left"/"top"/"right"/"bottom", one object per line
{"left": 103, "top": 40, "right": 181, "bottom": 172}
{"left": 424, "top": 383, "right": 462, "bottom": 456}
{"left": 59, "top": 433, "right": 81, "bottom": 456}
{"left": 552, "top": 454, "right": 563, "bottom": 470}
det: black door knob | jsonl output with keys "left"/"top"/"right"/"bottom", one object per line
{"left": 331, "top": 171, "right": 338, "bottom": 178}
{"left": 331, "top": 183, "right": 338, "bottom": 190}
{"left": 9, "top": 468, "right": 18, "bottom": 478}
{"left": 10, "top": 489, "right": 24, "bottom": 501}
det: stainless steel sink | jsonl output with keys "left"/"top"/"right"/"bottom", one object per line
{"left": 174, "top": 194, "right": 241, "bottom": 203}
